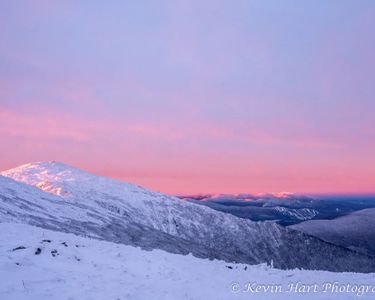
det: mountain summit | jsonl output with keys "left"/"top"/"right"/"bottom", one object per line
{"left": 1, "top": 161, "right": 146, "bottom": 198}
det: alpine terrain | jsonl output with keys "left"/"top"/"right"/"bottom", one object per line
{"left": 1, "top": 162, "right": 375, "bottom": 273}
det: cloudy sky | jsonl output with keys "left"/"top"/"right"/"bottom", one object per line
{"left": 1, "top": 0, "right": 374, "bottom": 194}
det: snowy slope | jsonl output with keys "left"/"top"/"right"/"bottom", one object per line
{"left": 0, "top": 173, "right": 213, "bottom": 258}
{"left": 1, "top": 223, "right": 375, "bottom": 300}
{"left": 290, "top": 208, "right": 375, "bottom": 255}
{"left": 2, "top": 162, "right": 375, "bottom": 272}
{"left": 273, "top": 206, "right": 319, "bottom": 221}
{"left": 0, "top": 175, "right": 96, "bottom": 224}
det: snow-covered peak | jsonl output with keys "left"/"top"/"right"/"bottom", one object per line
{"left": 2, "top": 161, "right": 81, "bottom": 196}
{"left": 2, "top": 161, "right": 78, "bottom": 180}
{"left": 256, "top": 192, "right": 295, "bottom": 199}
{"left": 0, "top": 161, "right": 208, "bottom": 229}
{"left": 1, "top": 161, "right": 147, "bottom": 199}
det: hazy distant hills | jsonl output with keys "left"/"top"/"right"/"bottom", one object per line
{"left": 179, "top": 194, "right": 375, "bottom": 225}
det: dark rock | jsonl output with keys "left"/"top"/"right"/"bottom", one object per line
{"left": 12, "top": 246, "right": 26, "bottom": 251}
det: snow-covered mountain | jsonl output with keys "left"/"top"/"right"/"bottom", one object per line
{"left": 2, "top": 222, "right": 375, "bottom": 300}
{"left": 179, "top": 193, "right": 315, "bottom": 206}
{"left": 180, "top": 193, "right": 320, "bottom": 225}
{"left": 290, "top": 208, "right": 375, "bottom": 255}
{"left": 1, "top": 161, "right": 375, "bottom": 272}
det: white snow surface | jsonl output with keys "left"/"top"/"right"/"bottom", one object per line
{"left": 1, "top": 222, "right": 375, "bottom": 300}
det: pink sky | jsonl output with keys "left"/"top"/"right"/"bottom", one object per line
{"left": 1, "top": 1, "right": 375, "bottom": 194}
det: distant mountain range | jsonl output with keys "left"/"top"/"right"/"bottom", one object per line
{"left": 179, "top": 193, "right": 375, "bottom": 255}
{"left": 178, "top": 193, "right": 375, "bottom": 225}
{"left": 1, "top": 162, "right": 375, "bottom": 272}
{"left": 290, "top": 208, "right": 375, "bottom": 255}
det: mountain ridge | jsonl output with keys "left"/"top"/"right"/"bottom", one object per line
{"left": 1, "top": 161, "right": 375, "bottom": 273}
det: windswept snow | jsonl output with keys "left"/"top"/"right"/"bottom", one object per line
{"left": 1, "top": 223, "right": 375, "bottom": 300}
